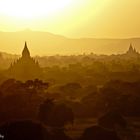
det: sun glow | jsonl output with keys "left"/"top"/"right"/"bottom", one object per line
{"left": 0, "top": 0, "right": 76, "bottom": 19}
{"left": 0, "top": 0, "right": 107, "bottom": 36}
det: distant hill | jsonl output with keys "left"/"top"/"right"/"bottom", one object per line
{"left": 0, "top": 30, "right": 140, "bottom": 55}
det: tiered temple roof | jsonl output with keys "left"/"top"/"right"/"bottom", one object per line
{"left": 8, "top": 42, "right": 42, "bottom": 81}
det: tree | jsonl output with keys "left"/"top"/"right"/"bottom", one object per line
{"left": 98, "top": 111, "right": 127, "bottom": 130}
{"left": 0, "top": 120, "right": 50, "bottom": 140}
{"left": 25, "top": 79, "right": 49, "bottom": 93}
{"left": 80, "top": 125, "right": 120, "bottom": 140}
{"left": 38, "top": 99, "right": 54, "bottom": 124}
{"left": 60, "top": 82, "right": 81, "bottom": 98}
{"left": 38, "top": 99, "right": 74, "bottom": 128}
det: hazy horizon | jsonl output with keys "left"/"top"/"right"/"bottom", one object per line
{"left": 0, "top": 0, "right": 140, "bottom": 55}
{"left": 0, "top": 30, "right": 140, "bottom": 56}
{"left": 1, "top": 29, "right": 140, "bottom": 39}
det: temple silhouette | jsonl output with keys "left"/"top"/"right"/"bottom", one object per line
{"left": 8, "top": 42, "right": 42, "bottom": 81}
{"left": 126, "top": 44, "right": 139, "bottom": 56}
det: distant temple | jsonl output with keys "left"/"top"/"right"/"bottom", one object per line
{"left": 126, "top": 44, "right": 139, "bottom": 56}
{"left": 8, "top": 42, "right": 42, "bottom": 81}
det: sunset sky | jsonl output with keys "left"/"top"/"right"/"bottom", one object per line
{"left": 0, "top": 0, "right": 139, "bottom": 38}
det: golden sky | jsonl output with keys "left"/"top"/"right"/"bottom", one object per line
{"left": 0, "top": 0, "right": 140, "bottom": 38}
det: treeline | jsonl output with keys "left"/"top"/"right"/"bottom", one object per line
{"left": 0, "top": 79, "right": 139, "bottom": 139}
{"left": 1, "top": 53, "right": 140, "bottom": 85}
{"left": 0, "top": 79, "right": 140, "bottom": 122}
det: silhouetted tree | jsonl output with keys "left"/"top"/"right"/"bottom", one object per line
{"left": 0, "top": 120, "right": 50, "bottom": 140}
{"left": 38, "top": 99, "right": 55, "bottom": 124}
{"left": 25, "top": 79, "right": 49, "bottom": 92}
{"left": 38, "top": 99, "right": 74, "bottom": 127}
{"left": 50, "top": 128, "right": 72, "bottom": 140}
{"left": 60, "top": 82, "right": 81, "bottom": 98}
{"left": 98, "top": 111, "right": 127, "bottom": 130}
{"left": 80, "top": 125, "right": 120, "bottom": 140}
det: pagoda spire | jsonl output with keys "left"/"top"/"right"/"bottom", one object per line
{"left": 128, "top": 43, "right": 133, "bottom": 52}
{"left": 22, "top": 41, "right": 30, "bottom": 58}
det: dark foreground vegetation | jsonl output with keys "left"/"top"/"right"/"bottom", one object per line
{"left": 0, "top": 78, "right": 139, "bottom": 140}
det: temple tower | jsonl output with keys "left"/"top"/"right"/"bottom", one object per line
{"left": 22, "top": 42, "right": 30, "bottom": 59}
{"left": 8, "top": 42, "right": 42, "bottom": 81}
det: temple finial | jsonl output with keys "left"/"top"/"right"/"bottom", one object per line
{"left": 22, "top": 41, "right": 30, "bottom": 58}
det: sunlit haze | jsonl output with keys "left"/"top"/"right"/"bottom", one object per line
{"left": 0, "top": 0, "right": 140, "bottom": 55}
{"left": 1, "top": 0, "right": 140, "bottom": 38}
